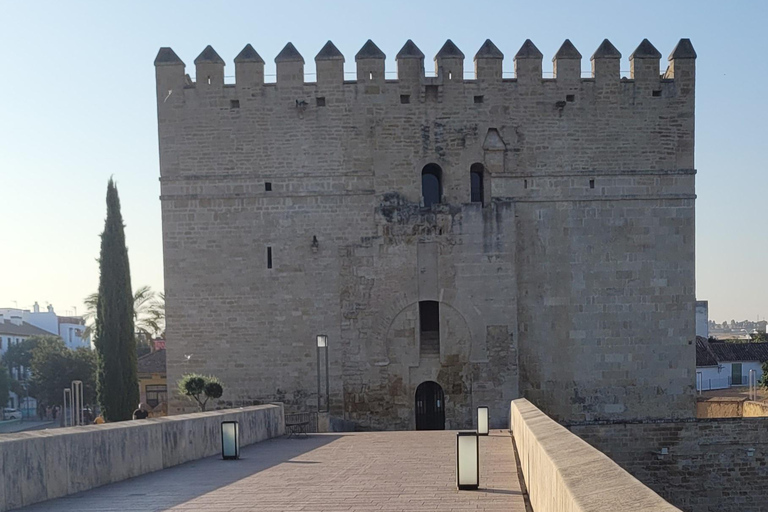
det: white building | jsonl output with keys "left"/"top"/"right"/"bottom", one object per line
{"left": 1, "top": 303, "right": 90, "bottom": 413}
{"left": 0, "top": 317, "right": 50, "bottom": 411}
{"left": 0, "top": 302, "right": 90, "bottom": 350}
{"left": 696, "top": 337, "right": 768, "bottom": 391}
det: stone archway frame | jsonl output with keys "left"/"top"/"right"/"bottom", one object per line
{"left": 370, "top": 291, "right": 488, "bottom": 367}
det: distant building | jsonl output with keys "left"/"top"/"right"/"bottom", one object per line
{"left": 138, "top": 349, "right": 167, "bottom": 416}
{"left": 0, "top": 302, "right": 90, "bottom": 350}
{"left": 0, "top": 319, "right": 49, "bottom": 411}
{"left": 695, "top": 300, "right": 708, "bottom": 338}
{"left": 696, "top": 337, "right": 768, "bottom": 391}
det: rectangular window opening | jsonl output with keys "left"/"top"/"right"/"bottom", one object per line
{"left": 566, "top": 94, "right": 575, "bottom": 102}
{"left": 316, "top": 97, "right": 326, "bottom": 107}
{"left": 524, "top": 179, "right": 528, "bottom": 189}
{"left": 267, "top": 247, "right": 273, "bottom": 269}
{"left": 474, "top": 95, "right": 484, "bottom": 104}
{"left": 400, "top": 94, "right": 410, "bottom": 104}
{"left": 652, "top": 90, "right": 662, "bottom": 97}
{"left": 230, "top": 99, "right": 240, "bottom": 109}
{"left": 419, "top": 301, "right": 440, "bottom": 355}
{"left": 425, "top": 85, "right": 439, "bottom": 103}
{"left": 589, "top": 179, "right": 595, "bottom": 189}
{"left": 265, "top": 182, "right": 272, "bottom": 191}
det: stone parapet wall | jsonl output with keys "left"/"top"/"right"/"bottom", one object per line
{"left": 0, "top": 404, "right": 284, "bottom": 512}
{"left": 570, "top": 416, "right": 768, "bottom": 511}
{"left": 510, "top": 398, "right": 678, "bottom": 512}
{"left": 742, "top": 400, "right": 768, "bottom": 417}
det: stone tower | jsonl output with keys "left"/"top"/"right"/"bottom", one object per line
{"left": 154, "top": 37, "right": 697, "bottom": 428}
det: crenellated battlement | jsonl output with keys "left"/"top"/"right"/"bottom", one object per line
{"left": 154, "top": 38, "right": 695, "bottom": 94}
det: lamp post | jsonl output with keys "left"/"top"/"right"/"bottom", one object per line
{"left": 456, "top": 431, "right": 479, "bottom": 490}
{"left": 221, "top": 421, "right": 240, "bottom": 460}
{"left": 316, "top": 335, "right": 329, "bottom": 413}
{"left": 477, "top": 406, "right": 489, "bottom": 436}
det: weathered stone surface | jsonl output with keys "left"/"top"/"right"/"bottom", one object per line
{"left": 155, "top": 39, "right": 696, "bottom": 428}
{"left": 571, "top": 416, "right": 768, "bottom": 512}
{"left": 511, "top": 399, "right": 680, "bottom": 511}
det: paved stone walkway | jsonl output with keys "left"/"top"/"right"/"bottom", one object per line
{"left": 18, "top": 429, "right": 525, "bottom": 512}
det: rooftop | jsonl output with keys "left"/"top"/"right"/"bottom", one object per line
{"left": 0, "top": 320, "right": 51, "bottom": 337}
{"left": 138, "top": 348, "right": 166, "bottom": 375}
{"left": 696, "top": 336, "right": 768, "bottom": 365}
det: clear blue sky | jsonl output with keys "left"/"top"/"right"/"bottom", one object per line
{"left": 0, "top": 0, "right": 765, "bottom": 322}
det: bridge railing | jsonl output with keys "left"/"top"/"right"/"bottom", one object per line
{"left": 0, "top": 403, "right": 284, "bottom": 512}
{"left": 510, "top": 399, "right": 680, "bottom": 512}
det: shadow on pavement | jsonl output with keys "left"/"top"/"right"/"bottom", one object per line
{"left": 18, "top": 434, "right": 345, "bottom": 512}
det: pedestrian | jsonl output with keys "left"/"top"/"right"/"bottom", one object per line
{"left": 132, "top": 403, "right": 149, "bottom": 420}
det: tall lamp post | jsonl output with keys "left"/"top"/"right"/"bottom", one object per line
{"left": 316, "top": 335, "right": 329, "bottom": 413}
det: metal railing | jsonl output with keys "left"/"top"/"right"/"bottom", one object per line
{"left": 696, "top": 374, "right": 760, "bottom": 392}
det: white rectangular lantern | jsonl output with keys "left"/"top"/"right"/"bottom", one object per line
{"left": 477, "top": 406, "right": 489, "bottom": 436}
{"left": 456, "top": 431, "right": 479, "bottom": 490}
{"left": 221, "top": 421, "right": 240, "bottom": 460}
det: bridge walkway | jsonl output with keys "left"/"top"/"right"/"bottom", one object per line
{"left": 17, "top": 429, "right": 525, "bottom": 511}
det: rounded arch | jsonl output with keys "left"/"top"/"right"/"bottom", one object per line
{"left": 415, "top": 381, "right": 445, "bottom": 430}
{"left": 421, "top": 163, "right": 442, "bottom": 208}
{"left": 382, "top": 300, "right": 476, "bottom": 366}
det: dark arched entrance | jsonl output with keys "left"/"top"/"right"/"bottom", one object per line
{"left": 415, "top": 381, "right": 445, "bottom": 430}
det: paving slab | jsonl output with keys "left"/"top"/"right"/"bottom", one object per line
{"left": 17, "top": 429, "right": 525, "bottom": 512}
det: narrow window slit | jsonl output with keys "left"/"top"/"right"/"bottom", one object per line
{"left": 589, "top": 179, "right": 595, "bottom": 189}
{"left": 267, "top": 247, "right": 273, "bottom": 269}
{"left": 265, "top": 182, "right": 272, "bottom": 191}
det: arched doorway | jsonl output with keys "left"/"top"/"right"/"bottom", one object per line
{"left": 415, "top": 381, "right": 445, "bottom": 430}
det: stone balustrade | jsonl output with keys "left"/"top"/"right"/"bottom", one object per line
{"left": 0, "top": 404, "right": 284, "bottom": 511}
{"left": 510, "top": 398, "right": 679, "bottom": 512}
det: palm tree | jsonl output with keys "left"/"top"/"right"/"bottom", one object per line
{"left": 82, "top": 286, "right": 165, "bottom": 342}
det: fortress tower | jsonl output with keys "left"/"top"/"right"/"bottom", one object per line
{"left": 154, "top": 37, "right": 697, "bottom": 428}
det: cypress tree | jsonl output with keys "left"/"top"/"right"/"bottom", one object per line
{"left": 94, "top": 179, "right": 139, "bottom": 421}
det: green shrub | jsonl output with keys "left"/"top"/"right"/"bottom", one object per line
{"left": 177, "top": 373, "right": 224, "bottom": 411}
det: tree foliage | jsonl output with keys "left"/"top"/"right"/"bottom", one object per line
{"left": 28, "top": 338, "right": 97, "bottom": 406}
{"left": 2, "top": 336, "right": 57, "bottom": 377}
{"left": 94, "top": 179, "right": 139, "bottom": 422}
{"left": 0, "top": 364, "right": 10, "bottom": 408}
{"left": 177, "top": 374, "right": 224, "bottom": 411}
{"left": 83, "top": 286, "right": 165, "bottom": 343}
{"left": 760, "top": 361, "right": 768, "bottom": 389}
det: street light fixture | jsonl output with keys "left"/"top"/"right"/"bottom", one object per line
{"left": 316, "top": 335, "right": 329, "bottom": 412}
{"left": 456, "top": 431, "right": 479, "bottom": 490}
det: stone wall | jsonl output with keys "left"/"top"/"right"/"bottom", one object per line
{"left": 570, "top": 417, "right": 768, "bottom": 512}
{"left": 156, "top": 37, "right": 696, "bottom": 426}
{"left": 696, "top": 397, "right": 744, "bottom": 418}
{"left": 743, "top": 400, "right": 768, "bottom": 417}
{"left": 510, "top": 399, "right": 679, "bottom": 511}
{"left": 0, "top": 404, "right": 284, "bottom": 512}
